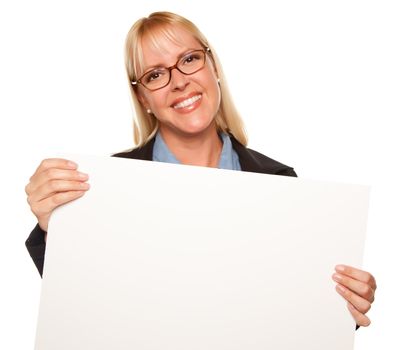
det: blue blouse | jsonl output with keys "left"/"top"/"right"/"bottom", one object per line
{"left": 152, "top": 131, "right": 241, "bottom": 171}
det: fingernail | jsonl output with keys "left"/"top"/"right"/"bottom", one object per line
{"left": 333, "top": 273, "right": 342, "bottom": 281}
{"left": 78, "top": 172, "right": 89, "bottom": 179}
{"left": 67, "top": 161, "right": 78, "bottom": 168}
{"left": 335, "top": 265, "right": 345, "bottom": 272}
{"left": 80, "top": 182, "right": 90, "bottom": 189}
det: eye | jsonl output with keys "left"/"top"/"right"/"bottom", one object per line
{"left": 181, "top": 52, "right": 202, "bottom": 65}
{"left": 144, "top": 69, "right": 166, "bottom": 84}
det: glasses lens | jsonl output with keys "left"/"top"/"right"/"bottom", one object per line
{"left": 140, "top": 50, "right": 207, "bottom": 90}
{"left": 141, "top": 68, "right": 169, "bottom": 90}
{"left": 178, "top": 51, "right": 206, "bottom": 74}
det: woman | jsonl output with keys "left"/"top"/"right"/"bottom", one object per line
{"left": 25, "top": 11, "right": 376, "bottom": 328}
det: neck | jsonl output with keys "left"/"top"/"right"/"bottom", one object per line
{"left": 159, "top": 125, "right": 223, "bottom": 168}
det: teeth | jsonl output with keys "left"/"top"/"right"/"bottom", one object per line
{"left": 173, "top": 94, "right": 201, "bottom": 109}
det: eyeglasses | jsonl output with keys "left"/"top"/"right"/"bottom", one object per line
{"left": 131, "top": 48, "right": 210, "bottom": 91}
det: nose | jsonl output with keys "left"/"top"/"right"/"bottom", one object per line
{"left": 170, "top": 68, "right": 189, "bottom": 91}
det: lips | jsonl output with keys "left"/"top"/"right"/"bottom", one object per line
{"left": 171, "top": 92, "right": 202, "bottom": 110}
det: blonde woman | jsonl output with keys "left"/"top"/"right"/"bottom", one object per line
{"left": 25, "top": 11, "right": 376, "bottom": 328}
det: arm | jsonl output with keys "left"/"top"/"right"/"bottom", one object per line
{"left": 25, "top": 224, "right": 47, "bottom": 277}
{"left": 24, "top": 158, "right": 90, "bottom": 277}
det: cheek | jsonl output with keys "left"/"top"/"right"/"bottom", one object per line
{"left": 137, "top": 88, "right": 150, "bottom": 108}
{"left": 206, "top": 75, "right": 221, "bottom": 108}
{"left": 144, "top": 92, "right": 167, "bottom": 113}
{"left": 138, "top": 85, "right": 166, "bottom": 109}
{"left": 205, "top": 67, "right": 220, "bottom": 101}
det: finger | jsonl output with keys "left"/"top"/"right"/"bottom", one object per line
{"left": 347, "top": 302, "right": 371, "bottom": 327}
{"left": 32, "top": 190, "right": 87, "bottom": 217}
{"left": 35, "top": 158, "right": 78, "bottom": 172}
{"left": 332, "top": 273, "right": 375, "bottom": 302}
{"left": 335, "top": 265, "right": 377, "bottom": 290}
{"left": 27, "top": 159, "right": 79, "bottom": 194}
{"left": 26, "top": 169, "right": 89, "bottom": 194}
{"left": 335, "top": 283, "right": 372, "bottom": 314}
{"left": 30, "top": 180, "right": 90, "bottom": 203}
{"left": 34, "top": 158, "right": 78, "bottom": 176}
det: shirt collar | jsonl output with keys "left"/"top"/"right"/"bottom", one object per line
{"left": 152, "top": 131, "right": 181, "bottom": 164}
{"left": 152, "top": 131, "right": 240, "bottom": 171}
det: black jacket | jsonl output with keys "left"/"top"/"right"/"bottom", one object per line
{"left": 25, "top": 136, "right": 296, "bottom": 276}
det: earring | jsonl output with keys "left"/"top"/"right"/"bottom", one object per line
{"left": 146, "top": 108, "right": 152, "bottom": 114}
{"left": 217, "top": 78, "right": 221, "bottom": 84}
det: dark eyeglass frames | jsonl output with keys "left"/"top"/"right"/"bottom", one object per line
{"left": 131, "top": 48, "right": 211, "bottom": 91}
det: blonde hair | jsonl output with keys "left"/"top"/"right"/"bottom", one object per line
{"left": 124, "top": 11, "right": 248, "bottom": 147}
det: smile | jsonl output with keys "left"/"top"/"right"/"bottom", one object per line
{"left": 172, "top": 94, "right": 202, "bottom": 109}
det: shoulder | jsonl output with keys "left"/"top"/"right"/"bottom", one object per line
{"left": 111, "top": 138, "right": 156, "bottom": 161}
{"left": 110, "top": 134, "right": 296, "bottom": 177}
{"left": 230, "top": 136, "right": 297, "bottom": 177}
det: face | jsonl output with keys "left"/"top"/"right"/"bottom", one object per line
{"left": 136, "top": 26, "right": 221, "bottom": 139}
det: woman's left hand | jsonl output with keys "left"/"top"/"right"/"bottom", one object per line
{"left": 332, "top": 265, "right": 377, "bottom": 327}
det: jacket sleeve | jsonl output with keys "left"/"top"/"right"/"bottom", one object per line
{"left": 276, "top": 167, "right": 298, "bottom": 177}
{"left": 25, "top": 224, "right": 46, "bottom": 277}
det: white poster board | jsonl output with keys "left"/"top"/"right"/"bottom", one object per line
{"left": 35, "top": 155, "right": 369, "bottom": 350}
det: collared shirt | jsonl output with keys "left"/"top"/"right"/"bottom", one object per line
{"left": 153, "top": 131, "right": 241, "bottom": 171}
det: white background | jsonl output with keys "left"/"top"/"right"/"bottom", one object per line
{"left": 0, "top": 0, "right": 412, "bottom": 349}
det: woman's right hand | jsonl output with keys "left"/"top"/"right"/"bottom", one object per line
{"left": 25, "top": 158, "right": 90, "bottom": 236}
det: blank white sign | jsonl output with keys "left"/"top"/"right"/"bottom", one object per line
{"left": 35, "top": 155, "right": 369, "bottom": 350}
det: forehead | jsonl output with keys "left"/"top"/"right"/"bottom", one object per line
{"left": 139, "top": 25, "right": 201, "bottom": 69}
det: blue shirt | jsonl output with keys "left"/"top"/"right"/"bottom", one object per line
{"left": 153, "top": 131, "right": 241, "bottom": 171}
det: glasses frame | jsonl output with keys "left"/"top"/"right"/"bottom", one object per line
{"left": 131, "top": 47, "right": 211, "bottom": 91}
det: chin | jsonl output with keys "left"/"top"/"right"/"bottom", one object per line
{"left": 180, "top": 121, "right": 216, "bottom": 135}
{"left": 171, "top": 115, "right": 212, "bottom": 132}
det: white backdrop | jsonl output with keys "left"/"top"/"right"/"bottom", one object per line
{"left": 1, "top": 1, "right": 412, "bottom": 349}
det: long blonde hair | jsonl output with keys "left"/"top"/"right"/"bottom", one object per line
{"left": 124, "top": 11, "right": 248, "bottom": 147}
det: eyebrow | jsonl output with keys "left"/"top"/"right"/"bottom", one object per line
{"left": 141, "top": 47, "right": 203, "bottom": 74}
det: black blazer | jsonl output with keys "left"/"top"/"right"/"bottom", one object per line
{"left": 25, "top": 135, "right": 297, "bottom": 276}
